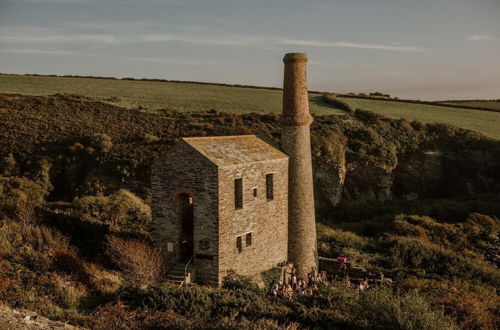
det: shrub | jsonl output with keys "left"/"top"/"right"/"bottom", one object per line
{"left": 105, "top": 235, "right": 163, "bottom": 287}
{"left": 51, "top": 250, "right": 88, "bottom": 282}
{"left": 222, "top": 270, "right": 261, "bottom": 293}
{"left": 74, "top": 189, "right": 151, "bottom": 235}
{"left": 142, "top": 133, "right": 160, "bottom": 143}
{"left": 0, "top": 176, "right": 50, "bottom": 212}
{"left": 0, "top": 219, "right": 70, "bottom": 271}
{"left": 400, "top": 278, "right": 498, "bottom": 330}
{"left": 89, "top": 302, "right": 142, "bottom": 330}
{"left": 212, "top": 317, "right": 300, "bottom": 330}
{"left": 389, "top": 237, "right": 499, "bottom": 285}
{"left": 84, "top": 263, "right": 122, "bottom": 295}
{"left": 317, "top": 223, "right": 366, "bottom": 250}
{"left": 137, "top": 284, "right": 213, "bottom": 320}
{"left": 411, "top": 120, "right": 427, "bottom": 131}
{"left": 322, "top": 93, "right": 355, "bottom": 113}
{"left": 354, "top": 288, "right": 458, "bottom": 330}
{"left": 90, "top": 133, "right": 113, "bottom": 153}
{"left": 50, "top": 274, "right": 87, "bottom": 309}
{"left": 0, "top": 153, "right": 17, "bottom": 176}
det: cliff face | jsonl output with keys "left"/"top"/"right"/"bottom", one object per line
{"left": 313, "top": 140, "right": 500, "bottom": 211}
{"left": 311, "top": 111, "right": 500, "bottom": 210}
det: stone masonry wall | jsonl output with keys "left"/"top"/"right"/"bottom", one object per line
{"left": 151, "top": 141, "right": 219, "bottom": 284}
{"left": 218, "top": 159, "right": 289, "bottom": 284}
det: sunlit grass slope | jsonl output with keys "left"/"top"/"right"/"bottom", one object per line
{"left": 338, "top": 97, "right": 500, "bottom": 140}
{"left": 0, "top": 74, "right": 498, "bottom": 139}
{"left": 0, "top": 74, "right": 341, "bottom": 115}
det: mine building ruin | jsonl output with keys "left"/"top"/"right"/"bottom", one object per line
{"left": 151, "top": 135, "right": 289, "bottom": 285}
{"left": 152, "top": 53, "right": 317, "bottom": 285}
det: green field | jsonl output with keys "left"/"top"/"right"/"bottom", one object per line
{"left": 0, "top": 74, "right": 342, "bottom": 115}
{"left": 0, "top": 74, "right": 499, "bottom": 139}
{"left": 444, "top": 101, "right": 500, "bottom": 111}
{"left": 339, "top": 97, "right": 500, "bottom": 139}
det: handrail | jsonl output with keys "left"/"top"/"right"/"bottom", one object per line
{"left": 182, "top": 255, "right": 193, "bottom": 286}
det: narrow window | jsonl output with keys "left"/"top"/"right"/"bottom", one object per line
{"left": 236, "top": 236, "right": 243, "bottom": 253}
{"left": 252, "top": 187, "right": 258, "bottom": 197}
{"left": 245, "top": 232, "right": 252, "bottom": 247}
{"left": 266, "top": 173, "right": 274, "bottom": 201}
{"left": 234, "top": 178, "right": 243, "bottom": 209}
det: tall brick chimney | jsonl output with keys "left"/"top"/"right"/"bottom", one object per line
{"left": 281, "top": 53, "right": 317, "bottom": 277}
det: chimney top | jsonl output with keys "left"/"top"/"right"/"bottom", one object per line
{"left": 283, "top": 53, "right": 308, "bottom": 64}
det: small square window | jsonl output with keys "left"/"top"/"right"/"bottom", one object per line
{"left": 236, "top": 236, "right": 242, "bottom": 253}
{"left": 252, "top": 187, "right": 257, "bottom": 197}
{"left": 245, "top": 233, "right": 252, "bottom": 247}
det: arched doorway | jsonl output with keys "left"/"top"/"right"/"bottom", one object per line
{"left": 177, "top": 192, "right": 194, "bottom": 262}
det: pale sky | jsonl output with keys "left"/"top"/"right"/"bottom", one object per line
{"left": 0, "top": 0, "right": 499, "bottom": 100}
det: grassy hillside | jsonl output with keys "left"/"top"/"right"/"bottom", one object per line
{"left": 0, "top": 74, "right": 341, "bottom": 115}
{"left": 0, "top": 74, "right": 499, "bottom": 139}
{"left": 0, "top": 94, "right": 498, "bottom": 329}
{"left": 337, "top": 97, "right": 500, "bottom": 140}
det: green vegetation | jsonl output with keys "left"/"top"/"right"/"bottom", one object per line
{"left": 0, "top": 74, "right": 341, "bottom": 115}
{"left": 443, "top": 101, "right": 500, "bottom": 111}
{"left": 0, "top": 94, "right": 498, "bottom": 329}
{"left": 1, "top": 74, "right": 498, "bottom": 139}
{"left": 337, "top": 97, "right": 500, "bottom": 139}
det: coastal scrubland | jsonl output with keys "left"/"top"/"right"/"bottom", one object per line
{"left": 0, "top": 93, "right": 498, "bottom": 329}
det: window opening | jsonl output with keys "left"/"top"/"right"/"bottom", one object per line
{"left": 266, "top": 173, "right": 274, "bottom": 201}
{"left": 235, "top": 178, "right": 243, "bottom": 209}
{"left": 236, "top": 236, "right": 243, "bottom": 253}
{"left": 246, "top": 232, "right": 252, "bottom": 247}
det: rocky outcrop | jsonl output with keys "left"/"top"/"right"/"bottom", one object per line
{"left": 0, "top": 305, "right": 83, "bottom": 329}
{"left": 312, "top": 143, "right": 499, "bottom": 209}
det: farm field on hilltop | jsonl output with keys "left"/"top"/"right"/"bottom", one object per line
{"left": 337, "top": 97, "right": 500, "bottom": 139}
{"left": 443, "top": 100, "right": 500, "bottom": 111}
{"left": 0, "top": 74, "right": 341, "bottom": 115}
{"left": 0, "top": 74, "right": 499, "bottom": 139}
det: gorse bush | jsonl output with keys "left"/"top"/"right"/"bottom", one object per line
{"left": 317, "top": 223, "right": 366, "bottom": 250}
{"left": 0, "top": 176, "right": 50, "bottom": 212}
{"left": 136, "top": 284, "right": 213, "bottom": 320}
{"left": 74, "top": 189, "right": 151, "bottom": 235}
{"left": 393, "top": 213, "right": 499, "bottom": 258}
{"left": 0, "top": 218, "right": 69, "bottom": 271}
{"left": 222, "top": 270, "right": 262, "bottom": 293}
{"left": 352, "top": 287, "right": 458, "bottom": 330}
{"left": 90, "top": 133, "right": 113, "bottom": 153}
{"left": 400, "top": 278, "right": 498, "bottom": 330}
{"left": 389, "top": 237, "right": 499, "bottom": 285}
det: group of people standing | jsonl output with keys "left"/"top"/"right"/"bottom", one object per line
{"left": 269, "top": 264, "right": 371, "bottom": 300}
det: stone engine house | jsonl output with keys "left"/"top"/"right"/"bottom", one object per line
{"left": 151, "top": 135, "right": 289, "bottom": 285}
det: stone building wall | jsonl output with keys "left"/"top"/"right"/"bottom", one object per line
{"left": 218, "top": 159, "right": 289, "bottom": 283}
{"left": 151, "top": 141, "right": 219, "bottom": 284}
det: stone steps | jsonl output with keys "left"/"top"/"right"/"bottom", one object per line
{"left": 165, "top": 263, "right": 190, "bottom": 284}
